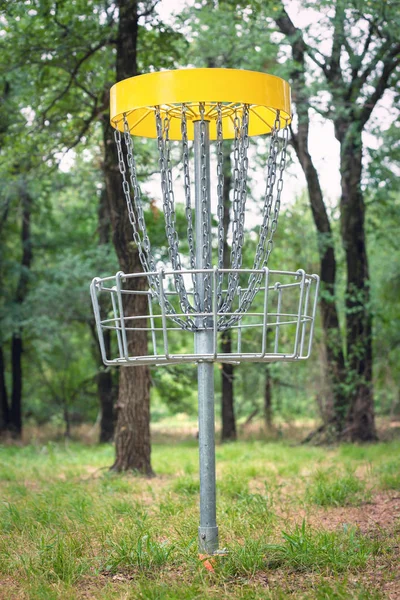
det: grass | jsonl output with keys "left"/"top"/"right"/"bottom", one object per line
{"left": 0, "top": 438, "right": 399, "bottom": 599}
{"left": 306, "top": 468, "right": 371, "bottom": 507}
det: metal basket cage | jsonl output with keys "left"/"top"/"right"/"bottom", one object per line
{"left": 91, "top": 267, "right": 319, "bottom": 366}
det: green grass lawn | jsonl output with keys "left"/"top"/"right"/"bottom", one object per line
{"left": 0, "top": 438, "right": 399, "bottom": 599}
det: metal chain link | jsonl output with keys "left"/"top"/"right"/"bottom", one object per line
{"left": 115, "top": 113, "right": 192, "bottom": 331}
{"left": 219, "top": 104, "right": 250, "bottom": 316}
{"left": 155, "top": 107, "right": 196, "bottom": 329}
{"left": 115, "top": 105, "right": 289, "bottom": 334}
{"left": 199, "top": 103, "right": 212, "bottom": 320}
{"left": 114, "top": 126, "right": 156, "bottom": 283}
{"left": 181, "top": 104, "right": 200, "bottom": 312}
{"left": 122, "top": 117, "right": 161, "bottom": 301}
{"left": 216, "top": 103, "right": 225, "bottom": 307}
{"left": 219, "top": 111, "right": 289, "bottom": 330}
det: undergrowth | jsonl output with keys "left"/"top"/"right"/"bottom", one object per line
{"left": 0, "top": 439, "right": 398, "bottom": 599}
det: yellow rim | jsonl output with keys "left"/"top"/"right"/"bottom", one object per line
{"left": 110, "top": 68, "right": 291, "bottom": 140}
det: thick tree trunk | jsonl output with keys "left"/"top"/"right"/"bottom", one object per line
{"left": 0, "top": 346, "right": 9, "bottom": 431}
{"left": 97, "top": 188, "right": 115, "bottom": 443}
{"left": 292, "top": 137, "right": 347, "bottom": 432}
{"left": 9, "top": 184, "right": 32, "bottom": 438}
{"left": 264, "top": 365, "right": 272, "bottom": 429}
{"left": 220, "top": 144, "right": 236, "bottom": 442}
{"left": 102, "top": 0, "right": 153, "bottom": 474}
{"left": 339, "top": 131, "right": 377, "bottom": 441}
{"left": 275, "top": 10, "right": 347, "bottom": 436}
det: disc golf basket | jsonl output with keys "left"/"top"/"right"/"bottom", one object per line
{"left": 90, "top": 68, "right": 319, "bottom": 554}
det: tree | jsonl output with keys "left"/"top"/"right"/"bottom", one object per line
{"left": 102, "top": 0, "right": 154, "bottom": 474}
{"left": 0, "top": 1, "right": 183, "bottom": 459}
{"left": 269, "top": 0, "right": 400, "bottom": 440}
{"left": 273, "top": 6, "right": 347, "bottom": 436}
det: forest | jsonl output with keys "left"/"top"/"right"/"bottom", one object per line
{"left": 1, "top": 0, "right": 399, "bottom": 451}
{"left": 0, "top": 1, "right": 400, "bottom": 598}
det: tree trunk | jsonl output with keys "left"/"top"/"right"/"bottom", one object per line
{"left": 264, "top": 365, "right": 272, "bottom": 429}
{"left": 9, "top": 184, "right": 32, "bottom": 438}
{"left": 98, "top": 331, "right": 115, "bottom": 443}
{"left": 292, "top": 135, "right": 347, "bottom": 432}
{"left": 278, "top": 16, "right": 347, "bottom": 435}
{"left": 339, "top": 130, "right": 377, "bottom": 441}
{"left": 0, "top": 346, "right": 9, "bottom": 431}
{"left": 63, "top": 405, "right": 71, "bottom": 439}
{"left": 10, "top": 335, "right": 23, "bottom": 437}
{"left": 220, "top": 143, "right": 236, "bottom": 442}
{"left": 97, "top": 188, "right": 115, "bottom": 443}
{"left": 102, "top": 0, "right": 153, "bottom": 474}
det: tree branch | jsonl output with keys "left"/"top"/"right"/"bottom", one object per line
{"left": 347, "top": 39, "right": 393, "bottom": 102}
{"left": 328, "top": 2, "right": 345, "bottom": 86}
{"left": 138, "top": 0, "right": 160, "bottom": 18}
{"left": 359, "top": 53, "right": 400, "bottom": 127}
{"left": 41, "top": 39, "right": 111, "bottom": 121}
{"left": 275, "top": 6, "right": 330, "bottom": 79}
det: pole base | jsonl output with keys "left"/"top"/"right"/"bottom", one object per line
{"left": 198, "top": 526, "right": 219, "bottom": 554}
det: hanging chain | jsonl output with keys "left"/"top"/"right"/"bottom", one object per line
{"left": 155, "top": 107, "right": 196, "bottom": 328}
{"left": 122, "top": 117, "right": 162, "bottom": 301}
{"left": 219, "top": 104, "right": 250, "bottom": 316}
{"left": 236, "top": 104, "right": 250, "bottom": 267}
{"left": 219, "top": 111, "right": 289, "bottom": 330}
{"left": 216, "top": 103, "right": 225, "bottom": 307}
{"left": 199, "top": 103, "right": 212, "bottom": 320}
{"left": 115, "top": 106, "right": 289, "bottom": 334}
{"left": 114, "top": 125, "right": 157, "bottom": 287}
{"left": 181, "top": 104, "right": 196, "bottom": 270}
{"left": 181, "top": 104, "right": 200, "bottom": 312}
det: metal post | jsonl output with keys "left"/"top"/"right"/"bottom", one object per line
{"left": 194, "top": 119, "right": 218, "bottom": 554}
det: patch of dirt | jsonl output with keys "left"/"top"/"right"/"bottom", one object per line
{"left": 307, "top": 492, "right": 400, "bottom": 534}
{"left": 0, "top": 577, "right": 25, "bottom": 600}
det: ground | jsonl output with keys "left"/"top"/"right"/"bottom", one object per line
{"left": 0, "top": 420, "right": 399, "bottom": 599}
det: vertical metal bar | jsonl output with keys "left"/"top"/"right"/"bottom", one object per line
{"left": 237, "top": 286, "right": 242, "bottom": 353}
{"left": 299, "top": 278, "right": 311, "bottom": 357}
{"left": 306, "top": 275, "right": 320, "bottom": 358}
{"left": 213, "top": 267, "right": 218, "bottom": 359}
{"left": 292, "top": 269, "right": 306, "bottom": 357}
{"left": 90, "top": 278, "right": 109, "bottom": 363}
{"left": 194, "top": 119, "right": 218, "bottom": 555}
{"left": 274, "top": 283, "right": 282, "bottom": 354}
{"left": 260, "top": 267, "right": 269, "bottom": 358}
{"left": 111, "top": 286, "right": 124, "bottom": 359}
{"left": 147, "top": 292, "right": 157, "bottom": 356}
{"left": 158, "top": 269, "right": 169, "bottom": 360}
{"left": 116, "top": 271, "right": 129, "bottom": 359}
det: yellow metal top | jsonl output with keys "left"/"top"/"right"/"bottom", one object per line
{"left": 110, "top": 68, "right": 291, "bottom": 140}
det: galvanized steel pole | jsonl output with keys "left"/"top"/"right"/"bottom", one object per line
{"left": 194, "top": 119, "right": 218, "bottom": 554}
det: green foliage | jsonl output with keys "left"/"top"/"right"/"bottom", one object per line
{"left": 266, "top": 520, "right": 380, "bottom": 573}
{"left": 104, "top": 533, "right": 174, "bottom": 574}
{"left": 376, "top": 459, "right": 400, "bottom": 491}
{"left": 172, "top": 476, "right": 200, "bottom": 496}
{"left": 178, "top": 1, "right": 280, "bottom": 72}
{"left": 306, "top": 469, "right": 370, "bottom": 507}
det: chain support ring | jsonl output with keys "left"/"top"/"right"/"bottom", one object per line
{"left": 90, "top": 268, "right": 320, "bottom": 366}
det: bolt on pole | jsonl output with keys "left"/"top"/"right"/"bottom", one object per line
{"left": 194, "top": 119, "right": 219, "bottom": 554}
